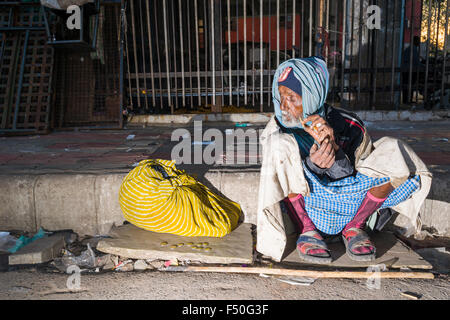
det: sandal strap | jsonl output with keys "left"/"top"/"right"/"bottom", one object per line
{"left": 345, "top": 229, "right": 374, "bottom": 249}
{"left": 297, "top": 234, "right": 329, "bottom": 252}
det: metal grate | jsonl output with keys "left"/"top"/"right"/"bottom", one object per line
{"left": 52, "top": 2, "right": 122, "bottom": 128}
{"left": 0, "top": 4, "right": 54, "bottom": 134}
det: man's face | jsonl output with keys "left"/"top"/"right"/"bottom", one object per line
{"left": 279, "top": 85, "right": 303, "bottom": 127}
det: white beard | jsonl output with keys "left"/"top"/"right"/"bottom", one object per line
{"left": 281, "top": 111, "right": 302, "bottom": 128}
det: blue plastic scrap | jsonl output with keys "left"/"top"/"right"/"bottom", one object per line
{"left": 8, "top": 228, "right": 47, "bottom": 253}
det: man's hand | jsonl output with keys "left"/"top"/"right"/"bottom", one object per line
{"left": 302, "top": 115, "right": 339, "bottom": 151}
{"left": 309, "top": 138, "right": 336, "bottom": 169}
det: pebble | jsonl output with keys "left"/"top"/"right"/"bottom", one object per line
{"left": 186, "top": 242, "right": 194, "bottom": 246}
{"left": 170, "top": 245, "right": 178, "bottom": 249}
{"left": 117, "top": 262, "right": 134, "bottom": 272}
{"left": 177, "top": 243, "right": 184, "bottom": 247}
{"left": 146, "top": 260, "right": 164, "bottom": 269}
{"left": 160, "top": 241, "right": 168, "bottom": 246}
{"left": 133, "top": 259, "right": 148, "bottom": 271}
{"left": 205, "top": 247, "right": 212, "bottom": 251}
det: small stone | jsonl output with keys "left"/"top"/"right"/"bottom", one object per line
{"left": 202, "top": 242, "right": 209, "bottom": 246}
{"left": 186, "top": 242, "right": 194, "bottom": 246}
{"left": 133, "top": 259, "right": 148, "bottom": 271}
{"left": 160, "top": 241, "right": 168, "bottom": 246}
{"left": 146, "top": 260, "right": 164, "bottom": 269}
{"left": 205, "top": 247, "right": 212, "bottom": 251}
{"left": 118, "top": 263, "right": 134, "bottom": 272}
{"left": 177, "top": 243, "right": 184, "bottom": 247}
{"left": 170, "top": 245, "right": 178, "bottom": 250}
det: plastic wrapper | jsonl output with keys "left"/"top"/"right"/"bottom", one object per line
{"left": 53, "top": 243, "right": 97, "bottom": 273}
{"left": 0, "top": 232, "right": 17, "bottom": 252}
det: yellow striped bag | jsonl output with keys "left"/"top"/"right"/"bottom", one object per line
{"left": 119, "top": 159, "right": 242, "bottom": 237}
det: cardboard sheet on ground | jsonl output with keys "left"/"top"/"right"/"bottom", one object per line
{"left": 97, "top": 223, "right": 253, "bottom": 264}
{"left": 282, "top": 232, "right": 432, "bottom": 269}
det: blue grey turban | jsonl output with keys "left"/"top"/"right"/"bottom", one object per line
{"left": 272, "top": 57, "right": 329, "bottom": 129}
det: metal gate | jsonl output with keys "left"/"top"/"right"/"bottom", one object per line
{"left": 51, "top": 1, "right": 123, "bottom": 129}
{"left": 0, "top": 2, "right": 54, "bottom": 134}
{"left": 123, "top": 0, "right": 449, "bottom": 114}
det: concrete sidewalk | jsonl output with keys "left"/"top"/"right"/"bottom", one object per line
{"left": 0, "top": 120, "right": 449, "bottom": 236}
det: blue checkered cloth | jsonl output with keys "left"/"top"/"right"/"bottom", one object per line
{"left": 301, "top": 163, "right": 421, "bottom": 235}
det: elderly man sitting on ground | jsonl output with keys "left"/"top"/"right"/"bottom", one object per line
{"left": 257, "top": 57, "right": 432, "bottom": 264}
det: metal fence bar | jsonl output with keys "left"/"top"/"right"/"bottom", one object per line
{"left": 432, "top": 1, "right": 441, "bottom": 98}
{"left": 179, "top": 0, "right": 186, "bottom": 107}
{"left": 309, "top": 0, "right": 312, "bottom": 56}
{"left": 292, "top": 0, "right": 296, "bottom": 58}
{"left": 162, "top": 0, "right": 172, "bottom": 112}
{"left": 396, "top": 0, "right": 406, "bottom": 109}
{"left": 153, "top": 0, "right": 163, "bottom": 110}
{"left": 267, "top": 0, "right": 271, "bottom": 108}
{"left": 244, "top": 0, "right": 247, "bottom": 105}
{"left": 382, "top": 0, "right": 389, "bottom": 96}
{"left": 357, "top": 0, "right": 362, "bottom": 104}
{"left": 349, "top": 0, "right": 354, "bottom": 108}
{"left": 195, "top": 0, "right": 201, "bottom": 106}
{"left": 408, "top": 0, "right": 416, "bottom": 104}
{"left": 129, "top": 0, "right": 141, "bottom": 108}
{"left": 390, "top": 0, "right": 397, "bottom": 105}
{"left": 124, "top": 12, "right": 133, "bottom": 109}
{"left": 220, "top": 0, "right": 224, "bottom": 105}
{"left": 284, "top": 0, "right": 287, "bottom": 57}
{"left": 340, "top": 0, "right": 347, "bottom": 106}
{"left": 424, "top": 0, "right": 432, "bottom": 103}
{"left": 414, "top": 0, "right": 423, "bottom": 103}
{"left": 442, "top": 0, "right": 449, "bottom": 104}
{"left": 211, "top": 0, "right": 215, "bottom": 106}
{"left": 236, "top": 0, "right": 239, "bottom": 107}
{"left": 145, "top": 0, "right": 156, "bottom": 107}
{"left": 371, "top": 0, "right": 378, "bottom": 108}
{"left": 138, "top": 0, "right": 148, "bottom": 111}
{"left": 186, "top": 0, "right": 194, "bottom": 108}
{"left": 227, "top": 0, "right": 232, "bottom": 105}
{"left": 260, "top": 0, "right": 263, "bottom": 112}
{"left": 300, "top": 0, "right": 304, "bottom": 57}
{"left": 203, "top": 0, "right": 209, "bottom": 106}
{"left": 325, "top": 0, "right": 329, "bottom": 62}
{"left": 171, "top": 0, "right": 179, "bottom": 110}
{"left": 331, "top": 0, "right": 337, "bottom": 104}
{"left": 252, "top": 0, "right": 255, "bottom": 106}
{"left": 276, "top": 0, "right": 279, "bottom": 71}
{"left": 367, "top": 0, "right": 373, "bottom": 108}
{"left": 119, "top": 0, "right": 125, "bottom": 128}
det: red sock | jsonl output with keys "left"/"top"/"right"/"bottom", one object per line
{"left": 344, "top": 191, "right": 388, "bottom": 232}
{"left": 343, "top": 191, "right": 388, "bottom": 254}
{"left": 288, "top": 194, "right": 316, "bottom": 233}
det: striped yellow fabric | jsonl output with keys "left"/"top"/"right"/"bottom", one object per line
{"left": 119, "top": 159, "right": 242, "bottom": 237}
